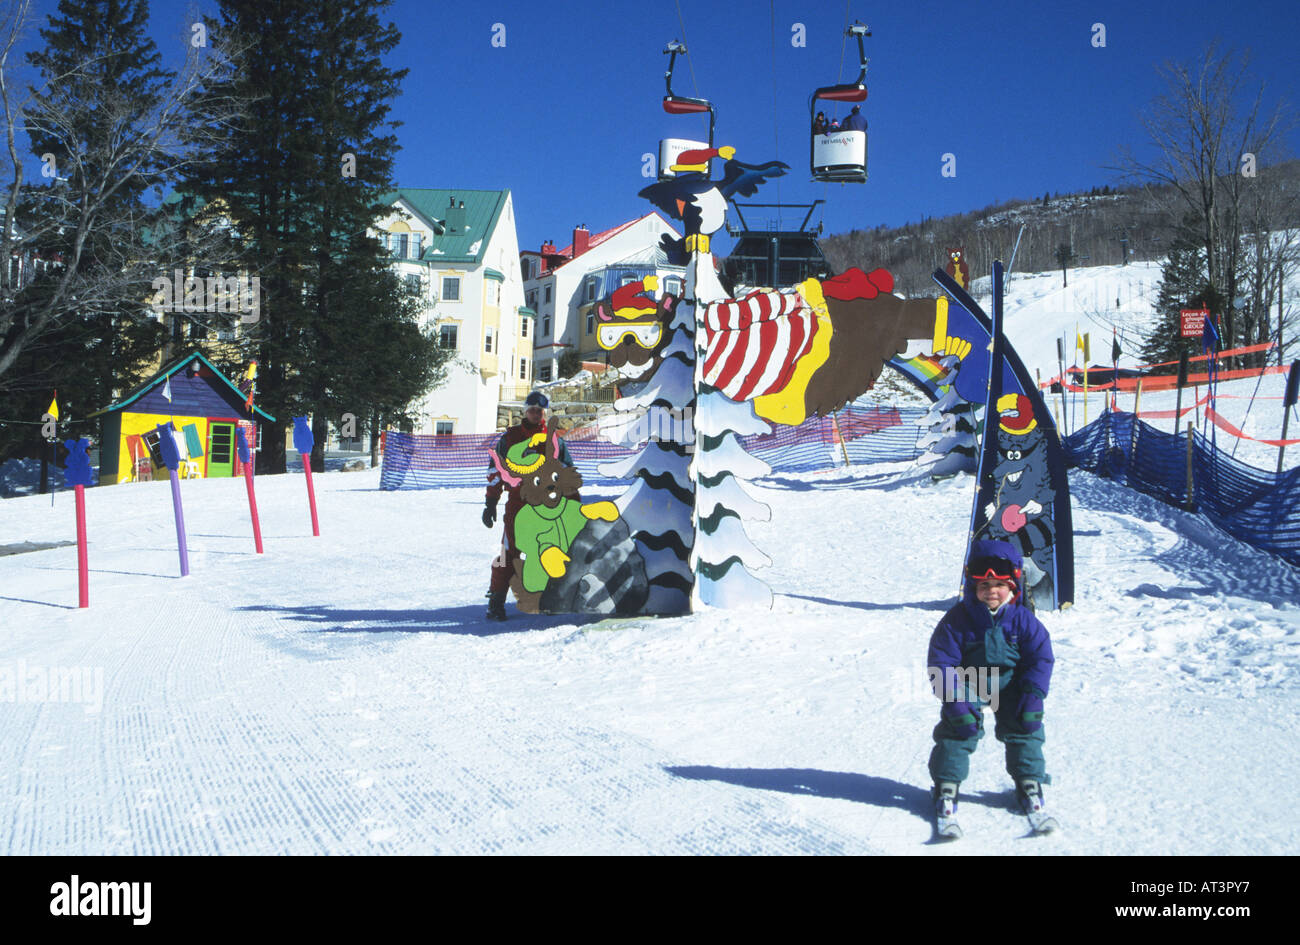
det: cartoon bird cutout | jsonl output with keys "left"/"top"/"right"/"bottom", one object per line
{"left": 701, "top": 266, "right": 943, "bottom": 425}
{"left": 945, "top": 248, "right": 970, "bottom": 289}
{"left": 638, "top": 147, "right": 788, "bottom": 261}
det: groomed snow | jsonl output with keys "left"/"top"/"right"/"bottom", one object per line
{"left": 2, "top": 453, "right": 1297, "bottom": 854}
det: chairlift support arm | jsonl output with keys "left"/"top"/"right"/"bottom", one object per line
{"left": 663, "top": 40, "right": 715, "bottom": 147}
{"left": 811, "top": 22, "right": 871, "bottom": 108}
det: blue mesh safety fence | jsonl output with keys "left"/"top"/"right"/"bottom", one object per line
{"left": 380, "top": 402, "right": 927, "bottom": 490}
{"left": 1064, "top": 410, "right": 1300, "bottom": 568}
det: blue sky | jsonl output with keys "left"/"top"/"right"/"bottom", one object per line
{"left": 87, "top": 0, "right": 1300, "bottom": 254}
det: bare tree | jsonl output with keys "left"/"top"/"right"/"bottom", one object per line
{"left": 0, "top": 0, "right": 249, "bottom": 389}
{"left": 1114, "top": 43, "right": 1300, "bottom": 362}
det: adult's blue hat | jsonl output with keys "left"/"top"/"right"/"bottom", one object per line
{"left": 524, "top": 391, "right": 549, "bottom": 408}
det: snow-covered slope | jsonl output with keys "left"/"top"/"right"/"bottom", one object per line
{"left": 1, "top": 460, "right": 1296, "bottom": 854}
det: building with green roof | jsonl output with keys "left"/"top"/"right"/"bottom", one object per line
{"left": 377, "top": 188, "right": 528, "bottom": 433}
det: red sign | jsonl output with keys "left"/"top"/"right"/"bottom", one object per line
{"left": 1180, "top": 308, "right": 1208, "bottom": 338}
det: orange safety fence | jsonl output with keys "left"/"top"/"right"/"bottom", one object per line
{"left": 1040, "top": 342, "right": 1283, "bottom": 392}
{"left": 1205, "top": 407, "right": 1300, "bottom": 448}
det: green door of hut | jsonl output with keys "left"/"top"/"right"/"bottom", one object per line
{"left": 207, "top": 422, "right": 235, "bottom": 477}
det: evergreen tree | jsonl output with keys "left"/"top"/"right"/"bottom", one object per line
{"left": 1140, "top": 235, "right": 1214, "bottom": 366}
{"left": 184, "top": 0, "right": 446, "bottom": 472}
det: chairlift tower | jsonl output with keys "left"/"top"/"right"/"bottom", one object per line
{"left": 723, "top": 201, "right": 831, "bottom": 289}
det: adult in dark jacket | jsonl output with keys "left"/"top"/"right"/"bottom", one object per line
{"left": 927, "top": 539, "right": 1054, "bottom": 817}
{"left": 841, "top": 105, "right": 867, "bottom": 132}
{"left": 482, "top": 390, "right": 574, "bottom": 620}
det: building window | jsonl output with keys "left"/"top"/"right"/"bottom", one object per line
{"left": 527, "top": 290, "right": 537, "bottom": 308}
{"left": 586, "top": 312, "right": 595, "bottom": 334}
{"left": 394, "top": 233, "right": 408, "bottom": 259}
{"left": 439, "top": 324, "right": 458, "bottom": 349}
{"left": 411, "top": 234, "right": 423, "bottom": 259}
{"left": 435, "top": 421, "right": 454, "bottom": 435}
{"left": 542, "top": 315, "right": 550, "bottom": 336}
{"left": 519, "top": 357, "right": 528, "bottom": 380}
{"left": 522, "top": 259, "right": 531, "bottom": 280}
{"left": 442, "top": 276, "right": 460, "bottom": 301}
{"left": 520, "top": 317, "right": 529, "bottom": 338}
{"left": 544, "top": 285, "right": 551, "bottom": 303}
{"left": 585, "top": 277, "right": 597, "bottom": 302}
{"left": 487, "top": 281, "right": 499, "bottom": 305}
{"left": 665, "top": 276, "right": 683, "bottom": 296}
{"left": 484, "top": 328, "right": 494, "bottom": 353}
{"left": 405, "top": 273, "right": 421, "bottom": 294}
{"left": 539, "top": 364, "right": 552, "bottom": 382}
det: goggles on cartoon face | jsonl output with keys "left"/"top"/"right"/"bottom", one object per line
{"left": 597, "top": 321, "right": 663, "bottom": 351}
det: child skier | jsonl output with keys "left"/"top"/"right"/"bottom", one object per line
{"left": 927, "top": 538, "right": 1055, "bottom": 838}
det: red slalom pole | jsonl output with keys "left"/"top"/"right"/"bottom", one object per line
{"left": 62, "top": 437, "right": 94, "bottom": 607}
{"left": 74, "top": 484, "right": 88, "bottom": 607}
{"left": 235, "top": 427, "right": 263, "bottom": 553}
{"left": 244, "top": 464, "right": 264, "bottom": 552}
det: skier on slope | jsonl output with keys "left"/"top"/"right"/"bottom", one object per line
{"left": 926, "top": 539, "right": 1056, "bottom": 838}
{"left": 482, "top": 390, "right": 575, "bottom": 621}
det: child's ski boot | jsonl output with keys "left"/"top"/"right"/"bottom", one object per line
{"left": 1016, "top": 779, "right": 1059, "bottom": 835}
{"left": 932, "top": 781, "right": 962, "bottom": 840}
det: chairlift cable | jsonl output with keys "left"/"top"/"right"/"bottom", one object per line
{"left": 673, "top": 0, "right": 700, "bottom": 97}
{"left": 838, "top": 0, "right": 851, "bottom": 84}
{"left": 769, "top": 0, "right": 782, "bottom": 222}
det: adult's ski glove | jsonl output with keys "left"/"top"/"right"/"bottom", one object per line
{"left": 482, "top": 500, "right": 498, "bottom": 528}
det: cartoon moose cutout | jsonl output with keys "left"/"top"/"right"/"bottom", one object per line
{"left": 488, "top": 431, "right": 648, "bottom": 615}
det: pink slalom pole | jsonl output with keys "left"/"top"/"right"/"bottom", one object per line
{"left": 74, "top": 484, "right": 88, "bottom": 608}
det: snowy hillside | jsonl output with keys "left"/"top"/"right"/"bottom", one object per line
{"left": 2, "top": 456, "right": 1297, "bottom": 854}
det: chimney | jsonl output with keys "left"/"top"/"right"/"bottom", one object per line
{"left": 572, "top": 225, "right": 589, "bottom": 257}
{"left": 445, "top": 196, "right": 466, "bottom": 232}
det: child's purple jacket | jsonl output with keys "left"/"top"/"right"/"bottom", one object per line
{"left": 927, "top": 539, "right": 1055, "bottom": 698}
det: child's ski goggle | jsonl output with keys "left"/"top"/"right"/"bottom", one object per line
{"left": 597, "top": 322, "right": 663, "bottom": 351}
{"left": 967, "top": 556, "right": 1020, "bottom": 582}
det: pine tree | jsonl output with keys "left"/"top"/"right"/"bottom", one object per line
{"left": 183, "top": 0, "right": 445, "bottom": 472}
{"left": 1140, "top": 236, "right": 1212, "bottom": 366}
{"left": 599, "top": 298, "right": 696, "bottom": 614}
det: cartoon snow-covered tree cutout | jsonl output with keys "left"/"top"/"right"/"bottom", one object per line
{"left": 599, "top": 291, "right": 697, "bottom": 615}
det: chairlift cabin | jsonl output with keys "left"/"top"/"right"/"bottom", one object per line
{"left": 810, "top": 23, "right": 870, "bottom": 183}
{"left": 658, "top": 40, "right": 716, "bottom": 181}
